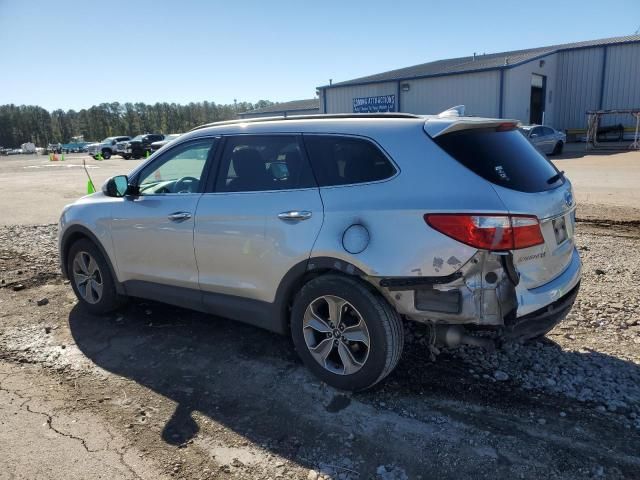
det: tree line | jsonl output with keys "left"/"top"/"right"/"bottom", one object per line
{"left": 0, "top": 100, "right": 275, "bottom": 147}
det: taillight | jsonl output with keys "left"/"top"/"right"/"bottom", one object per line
{"left": 424, "top": 214, "right": 544, "bottom": 251}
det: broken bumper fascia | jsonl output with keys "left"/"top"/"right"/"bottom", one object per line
{"left": 502, "top": 281, "right": 580, "bottom": 342}
{"left": 372, "top": 250, "right": 518, "bottom": 326}
{"left": 373, "top": 247, "right": 581, "bottom": 329}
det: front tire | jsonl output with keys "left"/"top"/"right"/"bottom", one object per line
{"left": 123, "top": 154, "right": 131, "bottom": 160}
{"left": 291, "top": 275, "right": 404, "bottom": 391}
{"left": 67, "top": 239, "right": 124, "bottom": 314}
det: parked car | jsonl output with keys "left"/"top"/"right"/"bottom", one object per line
{"left": 115, "top": 140, "right": 130, "bottom": 158}
{"left": 61, "top": 141, "right": 91, "bottom": 153}
{"left": 149, "top": 133, "right": 182, "bottom": 153}
{"left": 123, "top": 134, "right": 165, "bottom": 159}
{"left": 519, "top": 125, "right": 566, "bottom": 155}
{"left": 86, "top": 136, "right": 131, "bottom": 159}
{"left": 47, "top": 143, "right": 62, "bottom": 154}
{"left": 58, "top": 110, "right": 581, "bottom": 391}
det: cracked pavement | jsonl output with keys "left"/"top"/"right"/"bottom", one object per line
{"left": 0, "top": 363, "right": 165, "bottom": 480}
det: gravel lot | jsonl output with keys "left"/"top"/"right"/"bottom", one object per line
{"left": 1, "top": 149, "right": 640, "bottom": 479}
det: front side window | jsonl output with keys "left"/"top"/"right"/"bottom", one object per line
{"left": 137, "top": 138, "right": 214, "bottom": 195}
{"left": 216, "top": 135, "right": 316, "bottom": 192}
{"left": 303, "top": 135, "right": 396, "bottom": 187}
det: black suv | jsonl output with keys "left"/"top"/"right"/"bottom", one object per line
{"left": 123, "top": 134, "right": 165, "bottom": 159}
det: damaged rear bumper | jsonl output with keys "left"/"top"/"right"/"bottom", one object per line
{"left": 502, "top": 281, "right": 580, "bottom": 342}
{"left": 373, "top": 247, "right": 581, "bottom": 333}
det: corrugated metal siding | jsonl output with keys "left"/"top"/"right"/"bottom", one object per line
{"left": 502, "top": 53, "right": 558, "bottom": 126}
{"left": 555, "top": 47, "right": 604, "bottom": 130}
{"left": 324, "top": 83, "right": 397, "bottom": 113}
{"left": 601, "top": 43, "right": 640, "bottom": 127}
{"left": 399, "top": 70, "right": 500, "bottom": 116}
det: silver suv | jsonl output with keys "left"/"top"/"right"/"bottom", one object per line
{"left": 58, "top": 111, "right": 581, "bottom": 391}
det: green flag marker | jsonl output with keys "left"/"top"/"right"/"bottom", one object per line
{"left": 87, "top": 180, "right": 96, "bottom": 194}
{"left": 61, "top": 153, "right": 65, "bottom": 162}
{"left": 145, "top": 150, "right": 150, "bottom": 158}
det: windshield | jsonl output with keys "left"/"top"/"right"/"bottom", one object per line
{"left": 101, "top": 137, "right": 116, "bottom": 143}
{"left": 131, "top": 135, "right": 144, "bottom": 141}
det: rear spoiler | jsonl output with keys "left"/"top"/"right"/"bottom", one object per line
{"left": 424, "top": 105, "right": 520, "bottom": 138}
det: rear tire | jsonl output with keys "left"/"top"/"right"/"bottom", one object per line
{"left": 67, "top": 239, "right": 125, "bottom": 314}
{"left": 552, "top": 141, "right": 564, "bottom": 155}
{"left": 123, "top": 154, "right": 131, "bottom": 160}
{"left": 102, "top": 149, "right": 111, "bottom": 159}
{"left": 290, "top": 275, "right": 404, "bottom": 391}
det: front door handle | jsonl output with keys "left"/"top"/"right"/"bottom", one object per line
{"left": 277, "top": 210, "right": 312, "bottom": 221}
{"left": 168, "top": 211, "right": 192, "bottom": 222}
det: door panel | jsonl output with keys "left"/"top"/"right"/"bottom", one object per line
{"left": 194, "top": 189, "right": 323, "bottom": 302}
{"left": 194, "top": 134, "right": 322, "bottom": 304}
{"left": 111, "top": 195, "right": 202, "bottom": 287}
{"left": 110, "top": 138, "right": 215, "bottom": 288}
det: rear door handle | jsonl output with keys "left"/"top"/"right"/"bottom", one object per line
{"left": 168, "top": 211, "right": 192, "bottom": 222}
{"left": 277, "top": 210, "right": 312, "bottom": 221}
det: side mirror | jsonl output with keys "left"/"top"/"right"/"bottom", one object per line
{"left": 103, "top": 175, "right": 130, "bottom": 197}
{"left": 530, "top": 133, "right": 538, "bottom": 138}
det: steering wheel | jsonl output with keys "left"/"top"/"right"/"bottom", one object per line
{"left": 174, "top": 176, "right": 199, "bottom": 193}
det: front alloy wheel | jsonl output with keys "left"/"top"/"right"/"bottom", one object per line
{"left": 72, "top": 251, "right": 103, "bottom": 304}
{"left": 67, "top": 238, "right": 125, "bottom": 314}
{"left": 303, "top": 295, "right": 370, "bottom": 375}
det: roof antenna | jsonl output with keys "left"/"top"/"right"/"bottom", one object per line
{"left": 473, "top": 52, "right": 476, "bottom": 61}
{"left": 329, "top": 78, "right": 333, "bottom": 86}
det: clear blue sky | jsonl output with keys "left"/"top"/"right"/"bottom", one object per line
{"left": 1, "top": 0, "right": 638, "bottom": 111}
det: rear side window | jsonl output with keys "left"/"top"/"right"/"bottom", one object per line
{"left": 304, "top": 135, "right": 396, "bottom": 187}
{"left": 433, "top": 128, "right": 562, "bottom": 193}
{"left": 215, "top": 135, "right": 316, "bottom": 192}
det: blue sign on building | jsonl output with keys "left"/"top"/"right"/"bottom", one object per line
{"left": 353, "top": 95, "right": 396, "bottom": 113}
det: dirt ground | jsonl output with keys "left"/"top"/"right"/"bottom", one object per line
{"left": 1, "top": 147, "right": 640, "bottom": 479}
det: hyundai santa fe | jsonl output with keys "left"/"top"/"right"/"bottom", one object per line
{"left": 58, "top": 109, "right": 581, "bottom": 391}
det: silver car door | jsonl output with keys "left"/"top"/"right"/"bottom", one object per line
{"left": 194, "top": 135, "right": 323, "bottom": 306}
{"left": 529, "top": 126, "right": 544, "bottom": 151}
{"left": 110, "top": 138, "right": 217, "bottom": 289}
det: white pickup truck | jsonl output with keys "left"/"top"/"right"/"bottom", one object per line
{"left": 86, "top": 136, "right": 131, "bottom": 159}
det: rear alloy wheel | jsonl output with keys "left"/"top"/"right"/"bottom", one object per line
{"left": 67, "top": 239, "right": 125, "bottom": 314}
{"left": 291, "top": 275, "right": 404, "bottom": 391}
{"left": 303, "top": 295, "right": 371, "bottom": 375}
{"left": 102, "top": 149, "right": 111, "bottom": 159}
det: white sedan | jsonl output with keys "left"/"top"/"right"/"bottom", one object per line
{"left": 519, "top": 125, "right": 566, "bottom": 155}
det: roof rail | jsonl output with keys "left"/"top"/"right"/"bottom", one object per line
{"left": 190, "top": 112, "right": 423, "bottom": 131}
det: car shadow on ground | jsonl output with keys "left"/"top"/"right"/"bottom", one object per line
{"left": 68, "top": 300, "right": 640, "bottom": 478}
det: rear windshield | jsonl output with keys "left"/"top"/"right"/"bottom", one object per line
{"left": 433, "top": 128, "right": 563, "bottom": 193}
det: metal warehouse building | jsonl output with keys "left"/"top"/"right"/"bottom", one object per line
{"left": 238, "top": 99, "right": 319, "bottom": 119}
{"left": 318, "top": 35, "right": 640, "bottom": 132}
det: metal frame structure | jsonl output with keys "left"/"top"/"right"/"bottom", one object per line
{"left": 585, "top": 109, "right": 640, "bottom": 150}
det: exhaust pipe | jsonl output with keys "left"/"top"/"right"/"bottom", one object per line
{"left": 434, "top": 325, "right": 495, "bottom": 351}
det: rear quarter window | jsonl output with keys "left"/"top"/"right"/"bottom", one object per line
{"left": 303, "top": 135, "right": 396, "bottom": 187}
{"left": 433, "top": 128, "right": 563, "bottom": 193}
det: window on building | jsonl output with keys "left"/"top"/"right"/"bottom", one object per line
{"left": 303, "top": 135, "right": 396, "bottom": 187}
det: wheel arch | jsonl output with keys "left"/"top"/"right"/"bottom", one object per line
{"left": 272, "top": 256, "right": 367, "bottom": 334}
{"left": 61, "top": 225, "right": 124, "bottom": 294}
